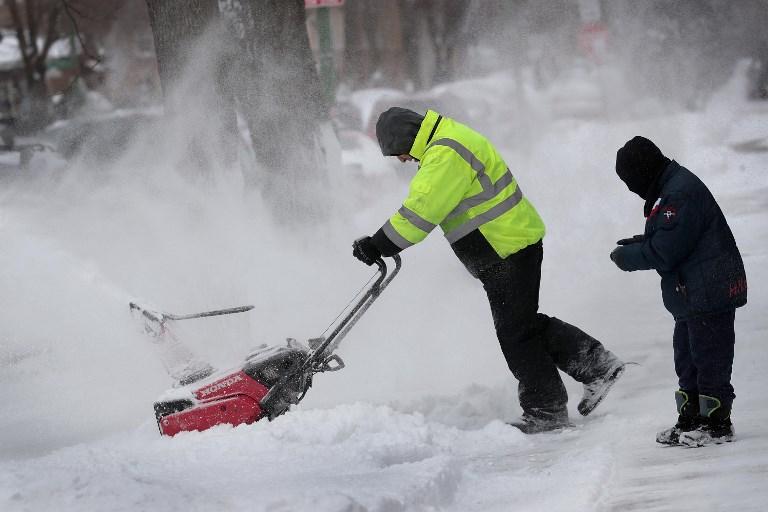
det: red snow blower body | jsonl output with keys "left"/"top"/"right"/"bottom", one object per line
{"left": 152, "top": 341, "right": 311, "bottom": 436}
{"left": 132, "top": 255, "right": 400, "bottom": 436}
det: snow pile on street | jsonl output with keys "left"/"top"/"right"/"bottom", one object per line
{"left": 1, "top": 66, "right": 768, "bottom": 511}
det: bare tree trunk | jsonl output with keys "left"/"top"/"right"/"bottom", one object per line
{"left": 8, "top": 0, "right": 62, "bottom": 132}
{"left": 223, "top": 0, "right": 329, "bottom": 220}
{"left": 423, "top": 0, "right": 471, "bottom": 85}
{"left": 379, "top": 1, "right": 405, "bottom": 88}
{"left": 343, "top": 0, "right": 370, "bottom": 89}
{"left": 145, "top": 0, "right": 237, "bottom": 173}
{"left": 400, "top": 0, "right": 424, "bottom": 89}
{"left": 146, "top": 0, "right": 216, "bottom": 88}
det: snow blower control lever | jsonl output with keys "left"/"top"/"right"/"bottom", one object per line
{"left": 259, "top": 254, "right": 401, "bottom": 412}
{"left": 129, "top": 303, "right": 255, "bottom": 328}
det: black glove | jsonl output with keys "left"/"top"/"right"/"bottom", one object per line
{"left": 352, "top": 236, "right": 381, "bottom": 266}
{"left": 610, "top": 247, "right": 622, "bottom": 266}
{"left": 616, "top": 234, "right": 645, "bottom": 246}
{"left": 610, "top": 246, "right": 634, "bottom": 271}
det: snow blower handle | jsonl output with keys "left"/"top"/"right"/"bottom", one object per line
{"left": 259, "top": 255, "right": 401, "bottom": 414}
{"left": 308, "top": 254, "right": 401, "bottom": 362}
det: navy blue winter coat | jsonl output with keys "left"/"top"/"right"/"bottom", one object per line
{"left": 612, "top": 161, "right": 747, "bottom": 320}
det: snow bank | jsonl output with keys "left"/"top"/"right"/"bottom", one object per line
{"left": 0, "top": 404, "right": 476, "bottom": 512}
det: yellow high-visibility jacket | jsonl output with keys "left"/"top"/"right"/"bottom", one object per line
{"left": 378, "top": 110, "right": 545, "bottom": 258}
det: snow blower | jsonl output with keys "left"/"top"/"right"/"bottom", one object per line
{"left": 130, "top": 255, "right": 401, "bottom": 436}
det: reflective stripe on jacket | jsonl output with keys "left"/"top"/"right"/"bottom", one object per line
{"left": 380, "top": 110, "right": 545, "bottom": 258}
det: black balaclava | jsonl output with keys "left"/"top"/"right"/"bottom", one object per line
{"left": 375, "top": 107, "right": 424, "bottom": 156}
{"left": 615, "top": 136, "right": 671, "bottom": 200}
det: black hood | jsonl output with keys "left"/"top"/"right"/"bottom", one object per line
{"left": 375, "top": 107, "right": 424, "bottom": 156}
{"left": 615, "top": 136, "right": 671, "bottom": 200}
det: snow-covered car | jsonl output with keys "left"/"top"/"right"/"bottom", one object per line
{"left": 44, "top": 108, "right": 161, "bottom": 162}
{"left": 338, "top": 128, "right": 397, "bottom": 178}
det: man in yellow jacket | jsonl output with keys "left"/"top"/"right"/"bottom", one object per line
{"left": 353, "top": 107, "right": 625, "bottom": 433}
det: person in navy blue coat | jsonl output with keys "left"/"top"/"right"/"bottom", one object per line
{"left": 610, "top": 136, "right": 747, "bottom": 447}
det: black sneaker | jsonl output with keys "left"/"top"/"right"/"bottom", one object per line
{"left": 577, "top": 361, "right": 626, "bottom": 416}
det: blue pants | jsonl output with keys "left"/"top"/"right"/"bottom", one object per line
{"left": 673, "top": 309, "right": 736, "bottom": 405}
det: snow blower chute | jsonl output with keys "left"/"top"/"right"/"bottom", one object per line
{"left": 130, "top": 255, "right": 401, "bottom": 436}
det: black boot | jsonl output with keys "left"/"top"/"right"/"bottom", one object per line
{"left": 679, "top": 395, "right": 734, "bottom": 447}
{"left": 510, "top": 408, "right": 573, "bottom": 434}
{"left": 578, "top": 360, "right": 626, "bottom": 416}
{"left": 656, "top": 390, "right": 703, "bottom": 445}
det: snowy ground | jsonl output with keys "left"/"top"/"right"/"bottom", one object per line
{"left": 1, "top": 70, "right": 767, "bottom": 511}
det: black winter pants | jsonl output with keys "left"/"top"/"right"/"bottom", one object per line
{"left": 673, "top": 309, "right": 736, "bottom": 405}
{"left": 477, "top": 241, "right": 619, "bottom": 418}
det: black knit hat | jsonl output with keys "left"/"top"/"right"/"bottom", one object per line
{"left": 375, "top": 107, "right": 424, "bottom": 156}
{"left": 616, "top": 136, "right": 671, "bottom": 199}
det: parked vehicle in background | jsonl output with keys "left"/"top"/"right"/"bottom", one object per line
{"left": 44, "top": 109, "right": 160, "bottom": 164}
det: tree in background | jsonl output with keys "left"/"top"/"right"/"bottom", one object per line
{"left": 604, "top": 0, "right": 768, "bottom": 109}
{"left": 344, "top": 0, "right": 404, "bottom": 89}
{"left": 220, "top": 0, "right": 330, "bottom": 219}
{"left": 145, "top": 0, "right": 237, "bottom": 173}
{"left": 416, "top": 0, "right": 473, "bottom": 85}
{"left": 718, "top": 0, "right": 768, "bottom": 100}
{"left": 143, "top": 0, "right": 330, "bottom": 219}
{"left": 6, "top": 0, "right": 135, "bottom": 130}
{"left": 344, "top": 0, "right": 476, "bottom": 90}
{"left": 7, "top": 0, "right": 62, "bottom": 131}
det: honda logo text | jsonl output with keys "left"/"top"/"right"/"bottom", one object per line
{"left": 198, "top": 374, "right": 244, "bottom": 397}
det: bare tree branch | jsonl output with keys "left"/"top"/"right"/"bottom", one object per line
{"left": 63, "top": 0, "right": 87, "bottom": 19}
{"left": 27, "top": 0, "right": 40, "bottom": 58}
{"left": 8, "top": 0, "right": 33, "bottom": 82}
{"left": 61, "top": 0, "right": 102, "bottom": 65}
{"left": 39, "top": 6, "right": 62, "bottom": 66}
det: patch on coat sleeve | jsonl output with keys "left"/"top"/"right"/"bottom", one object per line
{"left": 660, "top": 205, "right": 677, "bottom": 223}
